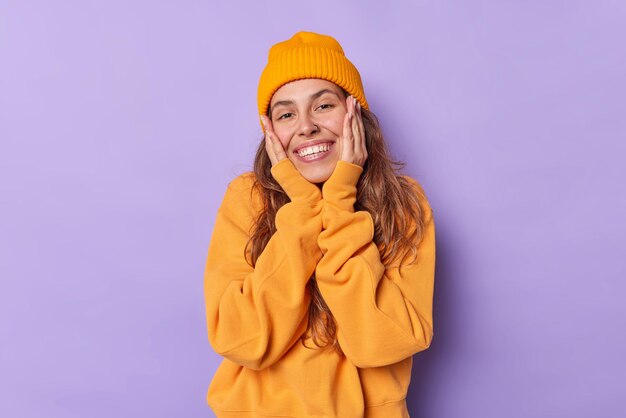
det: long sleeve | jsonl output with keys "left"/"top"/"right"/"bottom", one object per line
{"left": 315, "top": 161, "right": 436, "bottom": 368}
{"left": 204, "top": 158, "right": 323, "bottom": 371}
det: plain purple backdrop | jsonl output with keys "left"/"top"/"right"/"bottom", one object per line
{"left": 1, "top": 1, "right": 625, "bottom": 417}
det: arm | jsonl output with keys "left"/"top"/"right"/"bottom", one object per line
{"left": 204, "top": 158, "right": 323, "bottom": 370}
{"left": 315, "top": 161, "right": 436, "bottom": 368}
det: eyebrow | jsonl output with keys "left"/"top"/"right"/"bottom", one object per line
{"left": 270, "top": 89, "right": 339, "bottom": 114}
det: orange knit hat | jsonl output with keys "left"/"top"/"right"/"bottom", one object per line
{"left": 257, "top": 31, "right": 369, "bottom": 129}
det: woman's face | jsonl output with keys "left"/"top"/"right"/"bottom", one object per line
{"left": 269, "top": 78, "right": 348, "bottom": 184}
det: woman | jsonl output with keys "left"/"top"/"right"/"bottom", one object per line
{"left": 204, "top": 31, "right": 436, "bottom": 418}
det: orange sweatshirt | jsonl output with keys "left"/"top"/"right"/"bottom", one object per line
{"left": 203, "top": 158, "right": 436, "bottom": 418}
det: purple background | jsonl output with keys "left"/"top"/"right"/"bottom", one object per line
{"left": 1, "top": 1, "right": 625, "bottom": 417}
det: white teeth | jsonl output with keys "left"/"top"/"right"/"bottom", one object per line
{"left": 297, "top": 143, "right": 331, "bottom": 157}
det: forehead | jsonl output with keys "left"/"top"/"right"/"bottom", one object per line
{"left": 271, "top": 79, "right": 342, "bottom": 102}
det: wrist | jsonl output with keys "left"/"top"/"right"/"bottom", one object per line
{"left": 270, "top": 158, "right": 322, "bottom": 203}
{"left": 321, "top": 160, "right": 363, "bottom": 211}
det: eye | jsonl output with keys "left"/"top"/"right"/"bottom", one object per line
{"left": 318, "top": 103, "right": 334, "bottom": 110}
{"left": 277, "top": 112, "right": 294, "bottom": 120}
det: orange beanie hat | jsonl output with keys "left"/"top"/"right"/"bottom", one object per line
{"left": 257, "top": 31, "right": 369, "bottom": 129}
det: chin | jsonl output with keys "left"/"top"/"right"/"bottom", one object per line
{"left": 292, "top": 160, "right": 335, "bottom": 184}
{"left": 305, "top": 172, "right": 332, "bottom": 184}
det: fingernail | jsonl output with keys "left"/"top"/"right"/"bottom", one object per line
{"left": 260, "top": 116, "right": 266, "bottom": 128}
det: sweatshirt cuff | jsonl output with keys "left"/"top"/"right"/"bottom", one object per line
{"left": 270, "top": 158, "right": 322, "bottom": 203}
{"left": 321, "top": 160, "right": 364, "bottom": 212}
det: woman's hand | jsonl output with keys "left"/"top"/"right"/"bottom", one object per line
{"left": 339, "top": 95, "right": 368, "bottom": 167}
{"left": 260, "top": 114, "right": 322, "bottom": 202}
{"left": 260, "top": 115, "right": 287, "bottom": 166}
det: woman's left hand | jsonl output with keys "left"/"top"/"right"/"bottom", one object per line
{"left": 338, "top": 95, "right": 368, "bottom": 167}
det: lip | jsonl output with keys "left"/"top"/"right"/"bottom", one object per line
{"left": 293, "top": 139, "right": 335, "bottom": 153}
{"left": 293, "top": 142, "right": 335, "bottom": 164}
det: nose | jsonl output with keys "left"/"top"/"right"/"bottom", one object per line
{"left": 297, "top": 112, "right": 319, "bottom": 137}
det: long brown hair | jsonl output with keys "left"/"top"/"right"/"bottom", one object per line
{"left": 244, "top": 93, "right": 429, "bottom": 357}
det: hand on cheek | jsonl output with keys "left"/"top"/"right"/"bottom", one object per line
{"left": 338, "top": 95, "right": 368, "bottom": 167}
{"left": 260, "top": 115, "right": 287, "bottom": 166}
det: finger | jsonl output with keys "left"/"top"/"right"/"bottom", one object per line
{"left": 270, "top": 138, "right": 287, "bottom": 162}
{"left": 355, "top": 101, "right": 364, "bottom": 144}
{"left": 265, "top": 136, "right": 277, "bottom": 166}
{"left": 341, "top": 103, "right": 353, "bottom": 161}
{"left": 267, "top": 120, "right": 287, "bottom": 161}
{"left": 350, "top": 100, "right": 366, "bottom": 165}
{"left": 262, "top": 115, "right": 278, "bottom": 140}
{"left": 351, "top": 98, "right": 360, "bottom": 155}
{"left": 355, "top": 101, "right": 367, "bottom": 163}
{"left": 261, "top": 116, "right": 276, "bottom": 164}
{"left": 268, "top": 130, "right": 287, "bottom": 162}
{"left": 260, "top": 115, "right": 270, "bottom": 137}
{"left": 261, "top": 116, "right": 286, "bottom": 165}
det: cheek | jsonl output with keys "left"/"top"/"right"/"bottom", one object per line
{"left": 273, "top": 128, "right": 291, "bottom": 149}
{"left": 322, "top": 113, "right": 346, "bottom": 133}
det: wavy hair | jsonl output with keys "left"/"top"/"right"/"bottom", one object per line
{"left": 244, "top": 94, "right": 428, "bottom": 357}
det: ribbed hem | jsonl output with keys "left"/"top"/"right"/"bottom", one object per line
{"left": 270, "top": 158, "right": 322, "bottom": 203}
{"left": 364, "top": 398, "right": 411, "bottom": 418}
{"left": 321, "top": 160, "right": 363, "bottom": 212}
{"left": 210, "top": 398, "right": 409, "bottom": 418}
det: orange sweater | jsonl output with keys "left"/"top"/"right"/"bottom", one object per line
{"left": 203, "top": 158, "right": 436, "bottom": 418}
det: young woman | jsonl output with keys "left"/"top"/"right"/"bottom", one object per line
{"left": 204, "top": 31, "right": 436, "bottom": 418}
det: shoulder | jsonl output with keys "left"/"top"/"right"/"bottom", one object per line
{"left": 219, "top": 171, "right": 264, "bottom": 218}
{"left": 225, "top": 171, "right": 256, "bottom": 195}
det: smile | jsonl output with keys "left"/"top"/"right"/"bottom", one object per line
{"left": 296, "top": 143, "right": 332, "bottom": 157}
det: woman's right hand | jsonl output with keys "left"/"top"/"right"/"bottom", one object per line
{"left": 260, "top": 115, "right": 287, "bottom": 166}
{"left": 260, "top": 115, "right": 322, "bottom": 203}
